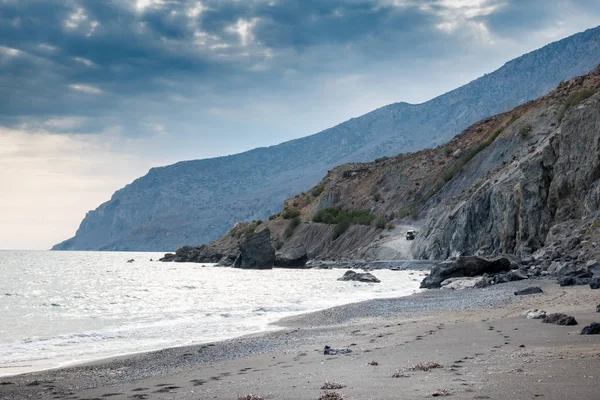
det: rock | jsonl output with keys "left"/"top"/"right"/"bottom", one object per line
{"left": 558, "top": 276, "right": 591, "bottom": 287}
{"left": 542, "top": 313, "right": 578, "bottom": 326}
{"left": 217, "top": 255, "right": 237, "bottom": 267}
{"left": 420, "top": 256, "right": 514, "bottom": 289}
{"left": 337, "top": 270, "right": 381, "bottom": 283}
{"left": 127, "top": 259, "right": 135, "bottom": 263}
{"left": 586, "top": 260, "right": 600, "bottom": 276}
{"left": 159, "top": 253, "right": 176, "bottom": 262}
{"left": 597, "top": 304, "right": 600, "bottom": 313}
{"left": 441, "top": 276, "right": 487, "bottom": 290}
{"left": 514, "top": 287, "right": 543, "bottom": 296}
{"left": 506, "top": 269, "right": 529, "bottom": 281}
{"left": 580, "top": 322, "right": 600, "bottom": 335}
{"left": 323, "top": 345, "right": 352, "bottom": 355}
{"left": 523, "top": 309, "right": 547, "bottom": 319}
{"left": 233, "top": 229, "right": 275, "bottom": 269}
{"left": 590, "top": 277, "right": 600, "bottom": 289}
{"left": 274, "top": 245, "right": 309, "bottom": 268}
{"left": 452, "top": 149, "right": 463, "bottom": 158}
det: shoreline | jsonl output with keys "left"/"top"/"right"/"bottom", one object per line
{"left": 0, "top": 268, "right": 427, "bottom": 379}
{"left": 1, "top": 279, "right": 599, "bottom": 399}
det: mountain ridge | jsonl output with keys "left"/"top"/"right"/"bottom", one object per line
{"left": 54, "top": 26, "right": 600, "bottom": 251}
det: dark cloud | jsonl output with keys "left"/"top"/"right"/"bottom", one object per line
{"left": 1, "top": 0, "right": 599, "bottom": 141}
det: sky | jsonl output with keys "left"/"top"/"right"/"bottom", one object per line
{"left": 1, "top": 0, "right": 600, "bottom": 250}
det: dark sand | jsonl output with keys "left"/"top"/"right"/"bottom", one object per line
{"left": 1, "top": 279, "right": 599, "bottom": 399}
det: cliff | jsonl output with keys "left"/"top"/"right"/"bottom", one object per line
{"left": 54, "top": 26, "right": 600, "bottom": 251}
{"left": 176, "top": 64, "right": 600, "bottom": 267}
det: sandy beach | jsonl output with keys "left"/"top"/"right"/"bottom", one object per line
{"left": 1, "top": 279, "right": 599, "bottom": 400}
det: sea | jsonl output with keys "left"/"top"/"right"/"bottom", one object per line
{"left": 0, "top": 251, "right": 425, "bottom": 377}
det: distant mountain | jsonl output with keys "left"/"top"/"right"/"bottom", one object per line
{"left": 54, "top": 26, "right": 600, "bottom": 251}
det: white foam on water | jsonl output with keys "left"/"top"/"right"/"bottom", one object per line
{"left": 0, "top": 250, "right": 426, "bottom": 376}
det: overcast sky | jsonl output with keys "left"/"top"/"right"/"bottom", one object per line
{"left": 2, "top": 0, "right": 600, "bottom": 250}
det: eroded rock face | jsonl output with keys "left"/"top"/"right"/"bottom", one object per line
{"left": 233, "top": 229, "right": 275, "bottom": 269}
{"left": 420, "top": 256, "right": 514, "bottom": 289}
{"left": 414, "top": 87, "right": 600, "bottom": 261}
{"left": 337, "top": 270, "right": 381, "bottom": 283}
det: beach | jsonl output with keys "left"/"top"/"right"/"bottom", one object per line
{"left": 1, "top": 279, "right": 599, "bottom": 400}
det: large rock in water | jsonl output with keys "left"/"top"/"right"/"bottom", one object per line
{"left": 420, "top": 256, "right": 514, "bottom": 289}
{"left": 338, "top": 270, "right": 381, "bottom": 283}
{"left": 274, "top": 245, "right": 308, "bottom": 268}
{"left": 159, "top": 244, "right": 221, "bottom": 263}
{"left": 233, "top": 229, "right": 275, "bottom": 269}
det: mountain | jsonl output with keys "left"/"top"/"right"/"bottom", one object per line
{"left": 54, "top": 26, "right": 600, "bottom": 251}
{"left": 171, "top": 64, "right": 600, "bottom": 267}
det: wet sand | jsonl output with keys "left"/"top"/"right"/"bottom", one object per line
{"left": 1, "top": 279, "right": 599, "bottom": 400}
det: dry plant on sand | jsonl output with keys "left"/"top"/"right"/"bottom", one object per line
{"left": 408, "top": 361, "right": 443, "bottom": 371}
{"left": 432, "top": 389, "right": 452, "bottom": 397}
{"left": 238, "top": 395, "right": 263, "bottom": 400}
{"left": 392, "top": 370, "right": 410, "bottom": 378}
{"left": 321, "top": 381, "right": 346, "bottom": 390}
{"left": 367, "top": 360, "right": 379, "bottom": 366}
{"left": 318, "top": 390, "right": 345, "bottom": 400}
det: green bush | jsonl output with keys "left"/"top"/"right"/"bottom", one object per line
{"left": 386, "top": 223, "right": 396, "bottom": 230}
{"left": 313, "top": 208, "right": 376, "bottom": 240}
{"left": 375, "top": 216, "right": 386, "bottom": 229}
{"left": 282, "top": 208, "right": 301, "bottom": 219}
{"left": 396, "top": 208, "right": 408, "bottom": 219}
{"left": 284, "top": 216, "right": 301, "bottom": 238}
{"left": 268, "top": 213, "right": 280, "bottom": 221}
{"left": 558, "top": 89, "right": 596, "bottom": 122}
{"left": 519, "top": 123, "right": 532, "bottom": 138}
{"left": 311, "top": 185, "right": 325, "bottom": 197}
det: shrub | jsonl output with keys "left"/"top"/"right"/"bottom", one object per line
{"left": 284, "top": 216, "right": 301, "bottom": 238}
{"left": 519, "top": 123, "right": 532, "bottom": 138}
{"left": 396, "top": 208, "right": 408, "bottom": 219}
{"left": 311, "top": 185, "right": 326, "bottom": 197}
{"left": 313, "top": 208, "right": 376, "bottom": 240}
{"left": 386, "top": 223, "right": 396, "bottom": 230}
{"left": 375, "top": 216, "right": 386, "bottom": 229}
{"left": 373, "top": 192, "right": 381, "bottom": 202}
{"left": 558, "top": 89, "right": 596, "bottom": 122}
{"left": 268, "top": 213, "right": 279, "bottom": 221}
{"left": 282, "top": 208, "right": 301, "bottom": 219}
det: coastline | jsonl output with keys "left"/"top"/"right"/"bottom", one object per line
{"left": 1, "top": 279, "right": 599, "bottom": 399}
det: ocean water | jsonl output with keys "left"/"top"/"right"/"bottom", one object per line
{"left": 0, "top": 251, "right": 425, "bottom": 376}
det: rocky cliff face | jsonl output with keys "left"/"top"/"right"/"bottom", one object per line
{"left": 55, "top": 27, "right": 600, "bottom": 251}
{"left": 176, "top": 64, "right": 600, "bottom": 266}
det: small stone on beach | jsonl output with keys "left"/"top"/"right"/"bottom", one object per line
{"left": 514, "top": 287, "right": 543, "bottom": 296}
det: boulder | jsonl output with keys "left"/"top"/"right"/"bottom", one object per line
{"left": 441, "top": 277, "right": 487, "bottom": 290}
{"left": 506, "top": 269, "right": 529, "bottom": 281}
{"left": 324, "top": 345, "right": 352, "bottom": 355}
{"left": 586, "top": 260, "right": 600, "bottom": 276}
{"left": 337, "top": 270, "right": 381, "bottom": 283}
{"left": 542, "top": 313, "right": 578, "bottom": 326}
{"left": 558, "top": 276, "right": 592, "bottom": 286}
{"left": 217, "top": 254, "right": 237, "bottom": 267}
{"left": 580, "top": 322, "right": 600, "bottom": 335}
{"left": 523, "top": 309, "right": 547, "bottom": 319}
{"left": 597, "top": 304, "right": 600, "bottom": 313}
{"left": 233, "top": 229, "right": 275, "bottom": 269}
{"left": 159, "top": 253, "right": 176, "bottom": 262}
{"left": 589, "top": 277, "right": 600, "bottom": 290}
{"left": 514, "top": 287, "right": 544, "bottom": 296}
{"left": 420, "top": 256, "right": 514, "bottom": 289}
{"left": 274, "top": 245, "right": 309, "bottom": 268}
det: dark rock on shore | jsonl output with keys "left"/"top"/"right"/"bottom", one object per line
{"left": 160, "top": 244, "right": 223, "bottom": 263}
{"left": 589, "top": 277, "right": 600, "bottom": 289}
{"left": 420, "top": 256, "right": 514, "bottom": 289}
{"left": 597, "top": 304, "right": 600, "bottom": 312}
{"left": 233, "top": 229, "right": 275, "bottom": 269}
{"left": 324, "top": 345, "right": 352, "bottom": 355}
{"left": 514, "top": 287, "right": 544, "bottom": 296}
{"left": 338, "top": 270, "right": 381, "bottom": 283}
{"left": 556, "top": 263, "right": 592, "bottom": 286}
{"left": 274, "top": 245, "right": 308, "bottom": 268}
{"left": 580, "top": 322, "right": 600, "bottom": 335}
{"left": 543, "top": 313, "right": 578, "bottom": 326}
